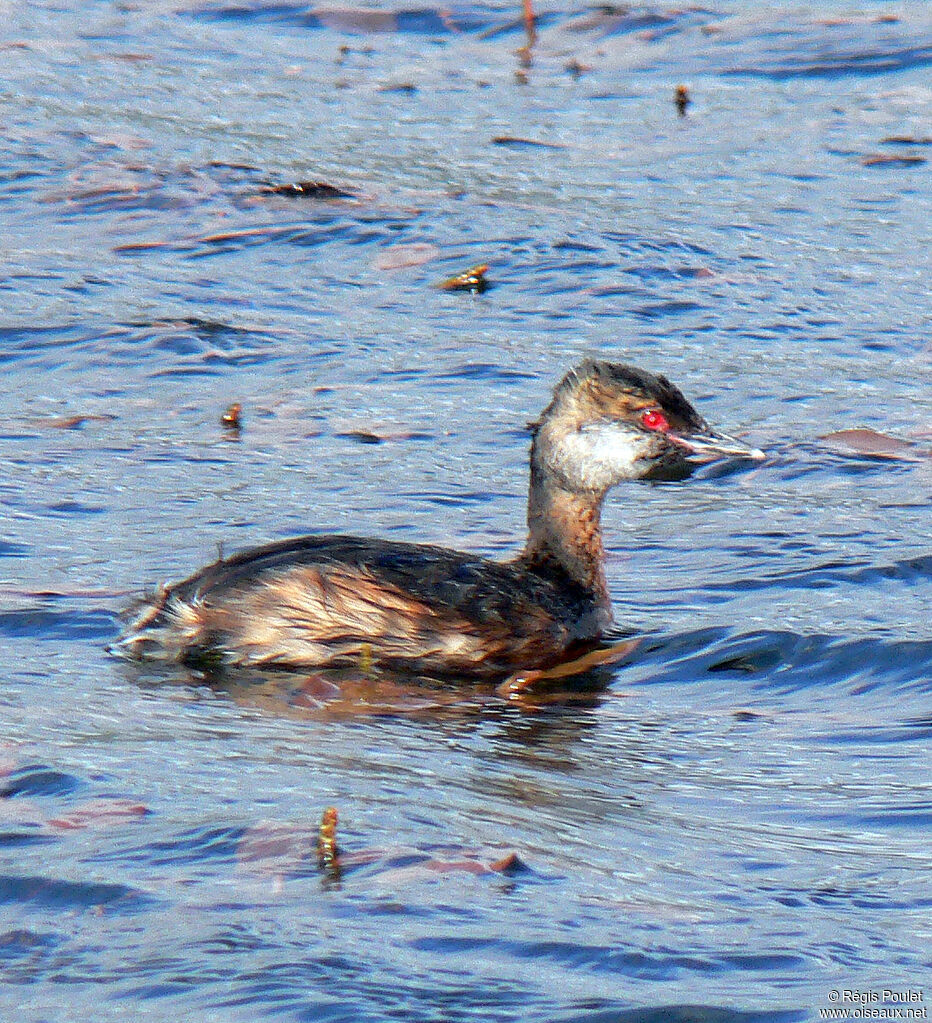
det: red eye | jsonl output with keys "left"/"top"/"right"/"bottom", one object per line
{"left": 640, "top": 409, "right": 669, "bottom": 432}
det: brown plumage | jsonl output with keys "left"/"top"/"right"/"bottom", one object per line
{"left": 114, "top": 359, "right": 761, "bottom": 680}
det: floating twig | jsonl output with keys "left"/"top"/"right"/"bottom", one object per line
{"left": 515, "top": 0, "right": 537, "bottom": 68}
{"left": 317, "top": 806, "right": 339, "bottom": 868}
{"left": 860, "top": 154, "right": 926, "bottom": 167}
{"left": 521, "top": 0, "right": 537, "bottom": 45}
{"left": 880, "top": 136, "right": 931, "bottom": 146}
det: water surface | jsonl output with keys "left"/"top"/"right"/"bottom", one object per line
{"left": 1, "top": 2, "right": 931, "bottom": 1020}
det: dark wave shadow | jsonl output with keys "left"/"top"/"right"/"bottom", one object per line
{"left": 629, "top": 626, "right": 932, "bottom": 698}
{"left": 555, "top": 1007, "right": 806, "bottom": 1023}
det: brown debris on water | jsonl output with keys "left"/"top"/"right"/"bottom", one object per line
{"left": 488, "top": 851, "right": 528, "bottom": 875}
{"left": 514, "top": 0, "right": 537, "bottom": 69}
{"left": 675, "top": 84, "right": 690, "bottom": 116}
{"left": 881, "top": 136, "right": 932, "bottom": 146}
{"left": 221, "top": 402, "right": 242, "bottom": 432}
{"left": 48, "top": 799, "right": 150, "bottom": 831}
{"left": 820, "top": 428, "right": 927, "bottom": 460}
{"left": 237, "top": 805, "right": 531, "bottom": 890}
{"left": 318, "top": 806, "right": 339, "bottom": 869}
{"left": 860, "top": 153, "right": 926, "bottom": 167}
{"left": 437, "top": 263, "right": 490, "bottom": 294}
{"left": 259, "top": 180, "right": 356, "bottom": 199}
{"left": 333, "top": 418, "right": 430, "bottom": 444}
{"left": 369, "top": 847, "right": 532, "bottom": 886}
{"left": 114, "top": 239, "right": 172, "bottom": 253}
{"left": 521, "top": 0, "right": 537, "bottom": 45}
{"left": 337, "top": 428, "right": 382, "bottom": 445}
{"left": 564, "top": 58, "right": 591, "bottom": 78}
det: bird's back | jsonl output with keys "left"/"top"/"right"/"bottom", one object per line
{"left": 116, "top": 534, "right": 608, "bottom": 678}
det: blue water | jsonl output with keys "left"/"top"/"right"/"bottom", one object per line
{"left": 1, "top": 2, "right": 931, "bottom": 1020}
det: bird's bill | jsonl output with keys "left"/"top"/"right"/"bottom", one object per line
{"left": 672, "top": 430, "right": 766, "bottom": 462}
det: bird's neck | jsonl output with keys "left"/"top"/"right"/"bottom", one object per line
{"left": 519, "top": 460, "right": 610, "bottom": 606}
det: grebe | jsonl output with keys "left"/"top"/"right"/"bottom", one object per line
{"left": 114, "top": 360, "right": 761, "bottom": 679}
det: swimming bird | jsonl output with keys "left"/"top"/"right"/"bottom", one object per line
{"left": 114, "top": 359, "right": 761, "bottom": 679}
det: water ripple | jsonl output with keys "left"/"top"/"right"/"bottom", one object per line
{"left": 3, "top": 0, "right": 931, "bottom": 1019}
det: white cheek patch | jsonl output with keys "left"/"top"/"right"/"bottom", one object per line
{"left": 546, "top": 424, "right": 654, "bottom": 491}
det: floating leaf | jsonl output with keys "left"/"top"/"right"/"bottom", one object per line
{"left": 820, "top": 428, "right": 926, "bottom": 460}
{"left": 370, "top": 848, "right": 531, "bottom": 885}
{"left": 48, "top": 799, "right": 149, "bottom": 831}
